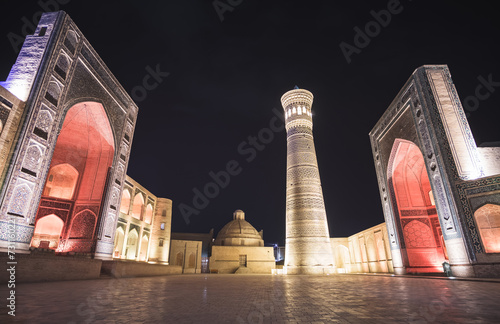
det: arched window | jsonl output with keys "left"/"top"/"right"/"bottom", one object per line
{"left": 31, "top": 214, "right": 64, "bottom": 249}
{"left": 474, "top": 204, "right": 500, "bottom": 253}
{"left": 132, "top": 194, "right": 144, "bottom": 220}
{"left": 188, "top": 253, "right": 195, "bottom": 268}
{"left": 144, "top": 204, "right": 153, "bottom": 224}
{"left": 126, "top": 229, "right": 139, "bottom": 260}
{"left": 366, "top": 237, "right": 377, "bottom": 261}
{"left": 139, "top": 235, "right": 149, "bottom": 261}
{"left": 335, "top": 245, "right": 350, "bottom": 270}
{"left": 176, "top": 252, "right": 183, "bottom": 266}
{"left": 120, "top": 190, "right": 131, "bottom": 214}
{"left": 114, "top": 227, "right": 125, "bottom": 258}
{"left": 43, "top": 163, "right": 79, "bottom": 200}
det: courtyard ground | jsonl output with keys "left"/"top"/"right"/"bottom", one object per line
{"left": 2, "top": 274, "right": 500, "bottom": 323}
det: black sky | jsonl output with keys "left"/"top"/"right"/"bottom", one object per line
{"left": 1, "top": 0, "right": 499, "bottom": 244}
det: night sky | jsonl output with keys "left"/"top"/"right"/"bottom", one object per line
{"left": 1, "top": 0, "right": 499, "bottom": 244}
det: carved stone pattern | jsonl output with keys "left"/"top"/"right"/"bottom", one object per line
{"left": 110, "top": 187, "right": 120, "bottom": 207}
{"left": 400, "top": 208, "right": 437, "bottom": 216}
{"left": 287, "top": 152, "right": 318, "bottom": 166}
{"left": 116, "top": 163, "right": 125, "bottom": 181}
{"left": 0, "top": 222, "right": 34, "bottom": 243}
{"left": 39, "top": 199, "right": 72, "bottom": 210}
{"left": 36, "top": 199, "right": 72, "bottom": 223}
{"left": 427, "top": 68, "right": 482, "bottom": 180}
{"left": 286, "top": 210, "right": 328, "bottom": 222}
{"left": 59, "top": 240, "right": 94, "bottom": 253}
{"left": 73, "top": 205, "right": 99, "bottom": 217}
{"left": 384, "top": 204, "right": 398, "bottom": 246}
{"left": 411, "top": 73, "right": 459, "bottom": 237}
{"left": 120, "top": 142, "right": 129, "bottom": 158}
{"left": 417, "top": 67, "right": 460, "bottom": 180}
{"left": 287, "top": 167, "right": 320, "bottom": 182}
{"left": 285, "top": 119, "right": 313, "bottom": 132}
{"left": 286, "top": 196, "right": 325, "bottom": 211}
{"left": 105, "top": 214, "right": 115, "bottom": 237}
{"left": 69, "top": 210, "right": 96, "bottom": 239}
{"left": 35, "top": 109, "right": 54, "bottom": 132}
{"left": 23, "top": 144, "right": 43, "bottom": 173}
{"left": 287, "top": 126, "right": 313, "bottom": 137}
{"left": 8, "top": 184, "right": 31, "bottom": 216}
{"left": 46, "top": 79, "right": 62, "bottom": 105}
{"left": 401, "top": 217, "right": 430, "bottom": 228}
{"left": 403, "top": 219, "right": 434, "bottom": 248}
{"left": 466, "top": 184, "right": 500, "bottom": 196}
{"left": 287, "top": 225, "right": 328, "bottom": 237}
{"left": 287, "top": 184, "right": 324, "bottom": 196}
{"left": 288, "top": 137, "right": 316, "bottom": 153}
{"left": 95, "top": 241, "right": 114, "bottom": 254}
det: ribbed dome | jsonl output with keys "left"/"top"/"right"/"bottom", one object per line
{"left": 214, "top": 210, "right": 264, "bottom": 246}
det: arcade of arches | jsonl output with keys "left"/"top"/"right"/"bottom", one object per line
{"left": 111, "top": 175, "right": 172, "bottom": 263}
{"left": 30, "top": 102, "right": 114, "bottom": 253}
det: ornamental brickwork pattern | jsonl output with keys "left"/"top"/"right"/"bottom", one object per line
{"left": 281, "top": 88, "right": 334, "bottom": 274}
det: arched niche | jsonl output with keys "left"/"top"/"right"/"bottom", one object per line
{"left": 34, "top": 101, "right": 115, "bottom": 254}
{"left": 42, "top": 163, "right": 79, "bottom": 200}
{"left": 132, "top": 194, "right": 144, "bottom": 220}
{"left": 113, "top": 226, "right": 125, "bottom": 258}
{"left": 120, "top": 190, "right": 131, "bottom": 214}
{"left": 387, "top": 139, "right": 446, "bottom": 273}
{"left": 474, "top": 204, "right": 500, "bottom": 253}
{"left": 31, "top": 214, "right": 64, "bottom": 250}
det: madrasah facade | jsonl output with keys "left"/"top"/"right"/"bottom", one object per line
{"left": 0, "top": 11, "right": 499, "bottom": 279}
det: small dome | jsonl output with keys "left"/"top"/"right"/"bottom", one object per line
{"left": 215, "top": 210, "right": 264, "bottom": 246}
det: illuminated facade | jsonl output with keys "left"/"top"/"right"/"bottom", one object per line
{"left": 370, "top": 65, "right": 500, "bottom": 277}
{"left": 169, "top": 239, "right": 202, "bottom": 273}
{"left": 281, "top": 88, "right": 335, "bottom": 274}
{"left": 331, "top": 223, "right": 394, "bottom": 274}
{"left": 113, "top": 176, "right": 172, "bottom": 263}
{"left": 210, "top": 210, "right": 275, "bottom": 274}
{"left": 0, "top": 11, "right": 137, "bottom": 260}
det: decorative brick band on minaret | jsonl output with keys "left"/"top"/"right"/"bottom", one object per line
{"left": 281, "top": 88, "right": 335, "bottom": 275}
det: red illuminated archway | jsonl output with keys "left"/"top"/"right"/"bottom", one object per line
{"left": 388, "top": 139, "right": 446, "bottom": 273}
{"left": 31, "top": 214, "right": 64, "bottom": 249}
{"left": 33, "top": 102, "right": 115, "bottom": 253}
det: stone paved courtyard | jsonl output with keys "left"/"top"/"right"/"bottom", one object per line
{"left": 3, "top": 274, "right": 500, "bottom": 323}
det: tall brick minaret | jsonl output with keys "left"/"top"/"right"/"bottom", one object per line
{"left": 281, "top": 87, "right": 335, "bottom": 274}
